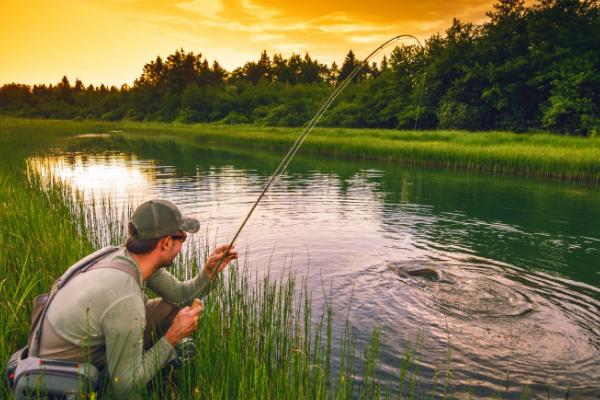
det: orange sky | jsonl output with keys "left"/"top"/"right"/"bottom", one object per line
{"left": 1, "top": 0, "right": 498, "bottom": 86}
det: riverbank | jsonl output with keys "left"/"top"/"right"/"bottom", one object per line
{"left": 132, "top": 122, "right": 600, "bottom": 183}
{"left": 6, "top": 117, "right": 600, "bottom": 183}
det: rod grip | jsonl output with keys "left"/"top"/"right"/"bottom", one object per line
{"left": 191, "top": 298, "right": 202, "bottom": 310}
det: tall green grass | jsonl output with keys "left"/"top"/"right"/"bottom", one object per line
{"left": 5, "top": 118, "right": 600, "bottom": 183}
{"left": 0, "top": 124, "right": 94, "bottom": 399}
{"left": 116, "top": 120, "right": 600, "bottom": 184}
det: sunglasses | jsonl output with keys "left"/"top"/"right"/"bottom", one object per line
{"left": 170, "top": 233, "right": 187, "bottom": 243}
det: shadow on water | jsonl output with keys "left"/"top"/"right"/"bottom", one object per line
{"left": 32, "top": 131, "right": 600, "bottom": 399}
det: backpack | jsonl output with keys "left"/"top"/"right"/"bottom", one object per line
{"left": 4, "top": 245, "right": 139, "bottom": 399}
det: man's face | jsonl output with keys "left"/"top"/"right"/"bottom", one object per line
{"left": 159, "top": 230, "right": 187, "bottom": 268}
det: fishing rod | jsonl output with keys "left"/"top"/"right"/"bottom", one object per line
{"left": 212, "top": 34, "right": 425, "bottom": 271}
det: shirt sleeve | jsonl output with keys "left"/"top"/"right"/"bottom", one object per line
{"left": 146, "top": 268, "right": 215, "bottom": 307}
{"left": 101, "top": 294, "right": 177, "bottom": 399}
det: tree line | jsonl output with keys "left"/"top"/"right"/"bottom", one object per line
{"left": 0, "top": 0, "right": 598, "bottom": 134}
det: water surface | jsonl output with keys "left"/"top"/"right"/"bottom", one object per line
{"left": 29, "top": 134, "right": 600, "bottom": 399}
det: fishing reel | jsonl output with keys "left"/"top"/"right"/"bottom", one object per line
{"left": 173, "top": 337, "right": 197, "bottom": 367}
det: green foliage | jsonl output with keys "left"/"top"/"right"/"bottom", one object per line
{"left": 542, "top": 57, "right": 600, "bottom": 134}
{"left": 437, "top": 99, "right": 485, "bottom": 131}
{"left": 221, "top": 111, "right": 250, "bottom": 124}
{"left": 321, "top": 102, "right": 366, "bottom": 127}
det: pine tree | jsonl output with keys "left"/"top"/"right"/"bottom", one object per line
{"left": 338, "top": 50, "right": 363, "bottom": 83}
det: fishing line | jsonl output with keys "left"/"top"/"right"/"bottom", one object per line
{"left": 213, "top": 34, "right": 425, "bottom": 269}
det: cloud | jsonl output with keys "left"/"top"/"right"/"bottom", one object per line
{"left": 241, "top": 0, "right": 281, "bottom": 19}
{"left": 250, "top": 33, "right": 284, "bottom": 42}
{"left": 349, "top": 34, "right": 394, "bottom": 44}
{"left": 246, "top": 0, "right": 494, "bottom": 24}
{"left": 319, "top": 23, "right": 387, "bottom": 34}
{"left": 96, "top": 0, "right": 497, "bottom": 71}
{"left": 273, "top": 43, "right": 309, "bottom": 53}
{"left": 176, "top": 0, "right": 223, "bottom": 18}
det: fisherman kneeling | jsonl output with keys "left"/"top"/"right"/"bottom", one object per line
{"left": 12, "top": 199, "right": 237, "bottom": 398}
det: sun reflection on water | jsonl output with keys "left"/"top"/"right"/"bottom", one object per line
{"left": 27, "top": 152, "right": 156, "bottom": 202}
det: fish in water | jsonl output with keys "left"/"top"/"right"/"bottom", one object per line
{"left": 406, "top": 267, "right": 442, "bottom": 281}
{"left": 387, "top": 262, "right": 443, "bottom": 281}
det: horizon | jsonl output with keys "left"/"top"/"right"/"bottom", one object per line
{"left": 0, "top": 0, "right": 503, "bottom": 87}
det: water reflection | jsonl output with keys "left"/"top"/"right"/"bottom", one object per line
{"left": 27, "top": 141, "right": 600, "bottom": 399}
{"left": 28, "top": 152, "right": 155, "bottom": 202}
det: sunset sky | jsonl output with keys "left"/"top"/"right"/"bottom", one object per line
{"left": 1, "top": 0, "right": 499, "bottom": 87}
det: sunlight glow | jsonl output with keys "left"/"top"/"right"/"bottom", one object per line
{"left": 0, "top": 0, "right": 498, "bottom": 86}
{"left": 27, "top": 154, "right": 155, "bottom": 201}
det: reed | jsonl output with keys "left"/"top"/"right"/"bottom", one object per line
{"left": 163, "top": 125, "right": 599, "bottom": 184}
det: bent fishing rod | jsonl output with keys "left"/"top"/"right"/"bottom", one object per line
{"left": 213, "top": 34, "right": 424, "bottom": 269}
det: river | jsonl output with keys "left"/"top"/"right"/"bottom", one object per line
{"left": 28, "top": 133, "right": 600, "bottom": 399}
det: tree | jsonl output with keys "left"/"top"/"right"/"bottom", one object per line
{"left": 136, "top": 56, "right": 164, "bottom": 88}
{"left": 209, "top": 61, "right": 228, "bottom": 84}
{"left": 0, "top": 84, "right": 32, "bottom": 109}
{"left": 298, "top": 53, "right": 326, "bottom": 84}
{"left": 234, "top": 50, "right": 274, "bottom": 84}
{"left": 327, "top": 62, "right": 339, "bottom": 85}
{"left": 58, "top": 76, "right": 73, "bottom": 104}
{"left": 74, "top": 79, "right": 84, "bottom": 91}
{"left": 542, "top": 57, "right": 599, "bottom": 135}
{"left": 380, "top": 55, "right": 389, "bottom": 72}
{"left": 338, "top": 50, "right": 364, "bottom": 83}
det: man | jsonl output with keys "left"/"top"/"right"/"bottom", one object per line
{"left": 34, "top": 199, "right": 238, "bottom": 398}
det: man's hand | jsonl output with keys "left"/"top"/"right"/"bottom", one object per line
{"left": 203, "top": 244, "right": 238, "bottom": 280}
{"left": 164, "top": 304, "right": 203, "bottom": 347}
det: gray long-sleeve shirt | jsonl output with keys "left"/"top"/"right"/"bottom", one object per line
{"left": 41, "top": 247, "right": 213, "bottom": 398}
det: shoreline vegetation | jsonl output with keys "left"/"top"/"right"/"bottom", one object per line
{"left": 5, "top": 118, "right": 600, "bottom": 183}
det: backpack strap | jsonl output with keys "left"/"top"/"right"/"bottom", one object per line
{"left": 54, "top": 246, "right": 120, "bottom": 289}
{"left": 86, "top": 258, "right": 141, "bottom": 286}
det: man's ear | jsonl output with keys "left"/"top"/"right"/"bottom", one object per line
{"left": 157, "top": 236, "right": 171, "bottom": 252}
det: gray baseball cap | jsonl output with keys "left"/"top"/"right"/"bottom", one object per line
{"left": 130, "top": 199, "right": 200, "bottom": 240}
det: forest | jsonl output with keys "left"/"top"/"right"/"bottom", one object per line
{"left": 0, "top": 0, "right": 598, "bottom": 135}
